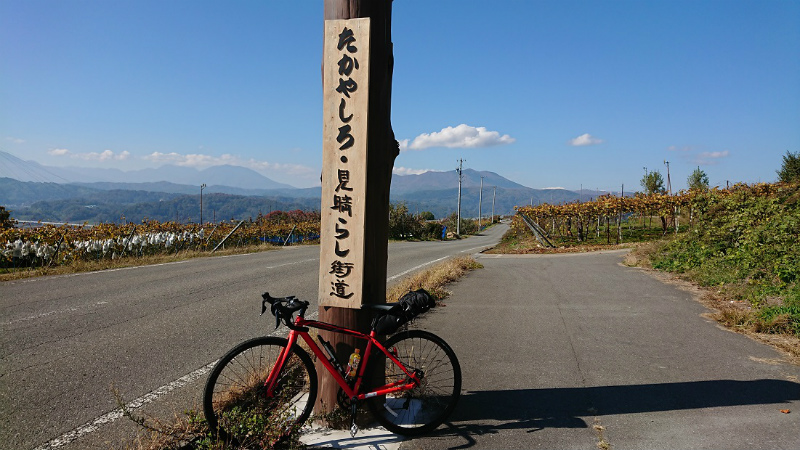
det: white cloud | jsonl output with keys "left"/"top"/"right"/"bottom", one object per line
{"left": 667, "top": 145, "right": 692, "bottom": 152}
{"left": 694, "top": 150, "right": 730, "bottom": 165}
{"left": 701, "top": 151, "right": 729, "bottom": 159}
{"left": 48, "top": 148, "right": 129, "bottom": 161}
{"left": 245, "top": 158, "right": 315, "bottom": 176}
{"left": 393, "top": 166, "right": 429, "bottom": 176}
{"left": 5, "top": 137, "right": 25, "bottom": 144}
{"left": 400, "top": 124, "right": 515, "bottom": 151}
{"left": 144, "top": 151, "right": 184, "bottom": 164}
{"left": 144, "top": 151, "right": 315, "bottom": 177}
{"left": 568, "top": 133, "right": 603, "bottom": 146}
{"left": 80, "top": 150, "right": 130, "bottom": 161}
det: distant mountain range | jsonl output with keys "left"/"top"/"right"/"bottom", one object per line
{"left": 0, "top": 151, "right": 294, "bottom": 189}
{"left": 1, "top": 151, "right": 614, "bottom": 223}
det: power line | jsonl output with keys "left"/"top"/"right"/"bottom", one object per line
{"left": 0, "top": 148, "right": 72, "bottom": 184}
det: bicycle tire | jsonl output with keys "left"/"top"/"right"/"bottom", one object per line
{"left": 203, "top": 336, "right": 317, "bottom": 446}
{"left": 366, "top": 329, "right": 461, "bottom": 435}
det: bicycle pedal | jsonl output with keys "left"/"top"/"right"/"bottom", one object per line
{"left": 349, "top": 401, "right": 359, "bottom": 437}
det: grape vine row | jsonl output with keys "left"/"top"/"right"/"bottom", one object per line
{"left": 1, "top": 210, "right": 321, "bottom": 268}
{"left": 513, "top": 182, "right": 782, "bottom": 244}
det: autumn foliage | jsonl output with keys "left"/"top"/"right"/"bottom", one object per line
{"left": 1, "top": 211, "right": 320, "bottom": 268}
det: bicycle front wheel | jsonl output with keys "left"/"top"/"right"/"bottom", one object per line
{"left": 203, "top": 336, "right": 317, "bottom": 446}
{"left": 367, "top": 329, "right": 462, "bottom": 435}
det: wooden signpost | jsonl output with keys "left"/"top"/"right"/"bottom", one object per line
{"left": 319, "top": 18, "right": 370, "bottom": 310}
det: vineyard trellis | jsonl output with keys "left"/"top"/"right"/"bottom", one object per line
{"left": 512, "top": 183, "right": 783, "bottom": 245}
{"left": 1, "top": 210, "right": 321, "bottom": 269}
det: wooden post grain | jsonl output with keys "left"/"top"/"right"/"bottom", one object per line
{"left": 316, "top": 0, "right": 398, "bottom": 415}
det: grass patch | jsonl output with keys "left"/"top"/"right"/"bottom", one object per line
{"left": 0, "top": 243, "right": 279, "bottom": 282}
{"left": 386, "top": 255, "right": 483, "bottom": 302}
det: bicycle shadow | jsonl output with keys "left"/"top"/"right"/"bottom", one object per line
{"left": 425, "top": 379, "right": 800, "bottom": 448}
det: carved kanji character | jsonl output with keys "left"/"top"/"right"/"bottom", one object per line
{"left": 330, "top": 260, "right": 354, "bottom": 278}
{"left": 336, "top": 169, "right": 353, "bottom": 192}
{"left": 331, "top": 194, "right": 353, "bottom": 216}
{"left": 330, "top": 279, "right": 354, "bottom": 299}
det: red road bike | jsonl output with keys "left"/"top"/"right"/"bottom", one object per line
{"left": 203, "top": 292, "right": 461, "bottom": 443}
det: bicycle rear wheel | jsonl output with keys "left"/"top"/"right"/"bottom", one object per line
{"left": 203, "top": 336, "right": 317, "bottom": 446}
{"left": 367, "top": 329, "right": 461, "bottom": 435}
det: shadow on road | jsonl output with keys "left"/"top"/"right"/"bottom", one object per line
{"left": 428, "top": 379, "right": 800, "bottom": 448}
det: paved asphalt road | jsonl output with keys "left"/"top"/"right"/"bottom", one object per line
{"left": 400, "top": 251, "right": 800, "bottom": 450}
{"left": 1, "top": 225, "right": 506, "bottom": 450}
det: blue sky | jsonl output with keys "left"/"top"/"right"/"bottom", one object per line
{"left": 2, "top": 0, "right": 798, "bottom": 192}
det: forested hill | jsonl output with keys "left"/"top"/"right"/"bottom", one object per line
{"left": 13, "top": 192, "right": 320, "bottom": 224}
{"left": 2, "top": 172, "right": 599, "bottom": 223}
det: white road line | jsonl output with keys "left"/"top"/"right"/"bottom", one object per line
{"left": 9, "top": 259, "right": 319, "bottom": 326}
{"left": 12, "top": 260, "right": 191, "bottom": 284}
{"left": 385, "top": 244, "right": 488, "bottom": 282}
{"left": 386, "top": 256, "right": 449, "bottom": 282}
{"left": 32, "top": 361, "right": 217, "bottom": 450}
{"left": 264, "top": 258, "right": 318, "bottom": 270}
{"left": 10, "top": 249, "right": 299, "bottom": 285}
{"left": 29, "top": 312, "right": 319, "bottom": 450}
{"left": 460, "top": 244, "right": 491, "bottom": 254}
{"left": 2, "top": 301, "right": 109, "bottom": 326}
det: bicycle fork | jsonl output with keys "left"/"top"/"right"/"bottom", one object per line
{"left": 263, "top": 329, "right": 302, "bottom": 398}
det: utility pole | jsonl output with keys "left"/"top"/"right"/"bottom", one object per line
{"left": 456, "top": 159, "right": 465, "bottom": 235}
{"left": 478, "top": 176, "right": 484, "bottom": 229}
{"left": 200, "top": 183, "right": 206, "bottom": 226}
{"left": 665, "top": 160, "right": 677, "bottom": 234}
{"left": 492, "top": 186, "right": 496, "bottom": 224}
{"left": 318, "top": 0, "right": 398, "bottom": 414}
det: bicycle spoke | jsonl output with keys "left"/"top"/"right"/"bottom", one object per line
{"left": 367, "top": 330, "right": 461, "bottom": 435}
{"left": 203, "top": 337, "right": 317, "bottom": 445}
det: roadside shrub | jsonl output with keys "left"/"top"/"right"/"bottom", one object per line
{"left": 442, "top": 212, "right": 478, "bottom": 236}
{"left": 388, "top": 202, "right": 422, "bottom": 239}
{"left": 420, "top": 221, "right": 444, "bottom": 240}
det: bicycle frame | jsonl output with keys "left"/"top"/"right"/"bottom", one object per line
{"left": 264, "top": 314, "right": 421, "bottom": 404}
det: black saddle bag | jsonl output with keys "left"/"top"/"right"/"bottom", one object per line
{"left": 373, "top": 289, "right": 435, "bottom": 335}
